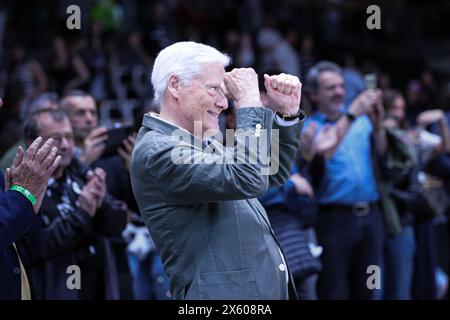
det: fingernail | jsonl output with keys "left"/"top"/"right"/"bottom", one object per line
{"left": 52, "top": 147, "right": 58, "bottom": 152}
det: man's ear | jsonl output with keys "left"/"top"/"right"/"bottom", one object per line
{"left": 167, "top": 74, "right": 181, "bottom": 100}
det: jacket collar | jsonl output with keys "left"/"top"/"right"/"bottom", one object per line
{"left": 142, "top": 113, "right": 188, "bottom": 135}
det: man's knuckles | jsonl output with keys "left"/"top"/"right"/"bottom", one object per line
{"left": 269, "top": 75, "right": 300, "bottom": 95}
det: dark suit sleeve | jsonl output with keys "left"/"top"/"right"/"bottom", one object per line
{"left": 19, "top": 214, "right": 44, "bottom": 262}
{"left": 40, "top": 206, "right": 95, "bottom": 259}
{"left": 269, "top": 115, "right": 305, "bottom": 186}
{"left": 0, "top": 172, "right": 36, "bottom": 250}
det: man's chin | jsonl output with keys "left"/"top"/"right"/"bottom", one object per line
{"left": 331, "top": 103, "right": 343, "bottom": 112}
{"left": 202, "top": 126, "right": 221, "bottom": 138}
{"left": 80, "top": 128, "right": 94, "bottom": 138}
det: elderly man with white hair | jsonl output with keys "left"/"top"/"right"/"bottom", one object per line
{"left": 130, "top": 41, "right": 305, "bottom": 300}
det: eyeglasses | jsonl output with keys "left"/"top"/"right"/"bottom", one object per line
{"left": 205, "top": 84, "right": 228, "bottom": 99}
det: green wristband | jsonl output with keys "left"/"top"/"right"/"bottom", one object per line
{"left": 10, "top": 185, "right": 37, "bottom": 206}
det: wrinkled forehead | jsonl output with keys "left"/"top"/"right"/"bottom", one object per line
{"left": 30, "top": 100, "right": 59, "bottom": 114}
{"left": 66, "top": 96, "right": 96, "bottom": 111}
{"left": 394, "top": 96, "right": 406, "bottom": 108}
{"left": 37, "top": 114, "right": 72, "bottom": 135}
{"left": 317, "top": 70, "right": 344, "bottom": 88}
{"left": 195, "top": 63, "right": 226, "bottom": 83}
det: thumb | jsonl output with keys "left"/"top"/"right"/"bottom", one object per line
{"left": 86, "top": 170, "right": 95, "bottom": 181}
{"left": 223, "top": 74, "right": 233, "bottom": 96}
{"left": 264, "top": 74, "right": 272, "bottom": 93}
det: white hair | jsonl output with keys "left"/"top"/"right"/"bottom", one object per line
{"left": 151, "top": 41, "right": 231, "bottom": 105}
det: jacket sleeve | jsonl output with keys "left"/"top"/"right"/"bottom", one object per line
{"left": 131, "top": 107, "right": 301, "bottom": 204}
{"left": 18, "top": 214, "right": 45, "bottom": 262}
{"left": 39, "top": 206, "right": 95, "bottom": 259}
{"left": 268, "top": 115, "right": 305, "bottom": 186}
{"left": 0, "top": 172, "right": 36, "bottom": 250}
{"left": 132, "top": 107, "right": 271, "bottom": 204}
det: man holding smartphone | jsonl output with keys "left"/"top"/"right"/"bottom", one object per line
{"left": 60, "top": 90, "right": 137, "bottom": 207}
{"left": 60, "top": 90, "right": 136, "bottom": 168}
{"left": 301, "top": 61, "right": 387, "bottom": 299}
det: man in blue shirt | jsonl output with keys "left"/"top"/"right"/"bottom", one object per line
{"left": 302, "top": 61, "right": 387, "bottom": 299}
{"left": 1, "top": 97, "right": 61, "bottom": 299}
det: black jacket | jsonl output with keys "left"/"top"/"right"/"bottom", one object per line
{"left": 31, "top": 159, "right": 127, "bottom": 300}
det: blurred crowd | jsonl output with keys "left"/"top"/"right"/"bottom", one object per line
{"left": 1, "top": 0, "right": 450, "bottom": 300}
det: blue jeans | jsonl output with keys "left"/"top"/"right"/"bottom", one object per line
{"left": 316, "top": 204, "right": 384, "bottom": 299}
{"left": 382, "top": 225, "right": 416, "bottom": 299}
{"left": 127, "top": 251, "right": 171, "bottom": 300}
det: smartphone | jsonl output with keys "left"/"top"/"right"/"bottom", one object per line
{"left": 364, "top": 73, "right": 380, "bottom": 119}
{"left": 103, "top": 124, "right": 133, "bottom": 157}
{"left": 364, "top": 73, "right": 377, "bottom": 90}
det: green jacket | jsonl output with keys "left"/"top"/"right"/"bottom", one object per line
{"left": 130, "top": 107, "right": 304, "bottom": 300}
{"left": 377, "top": 127, "right": 417, "bottom": 236}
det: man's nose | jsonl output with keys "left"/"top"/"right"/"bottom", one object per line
{"left": 335, "top": 86, "right": 345, "bottom": 96}
{"left": 59, "top": 136, "right": 72, "bottom": 149}
{"left": 216, "top": 94, "right": 228, "bottom": 111}
{"left": 85, "top": 111, "right": 96, "bottom": 123}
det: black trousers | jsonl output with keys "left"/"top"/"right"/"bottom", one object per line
{"left": 315, "top": 203, "right": 384, "bottom": 299}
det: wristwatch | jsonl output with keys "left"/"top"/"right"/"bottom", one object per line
{"left": 276, "top": 109, "right": 304, "bottom": 121}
